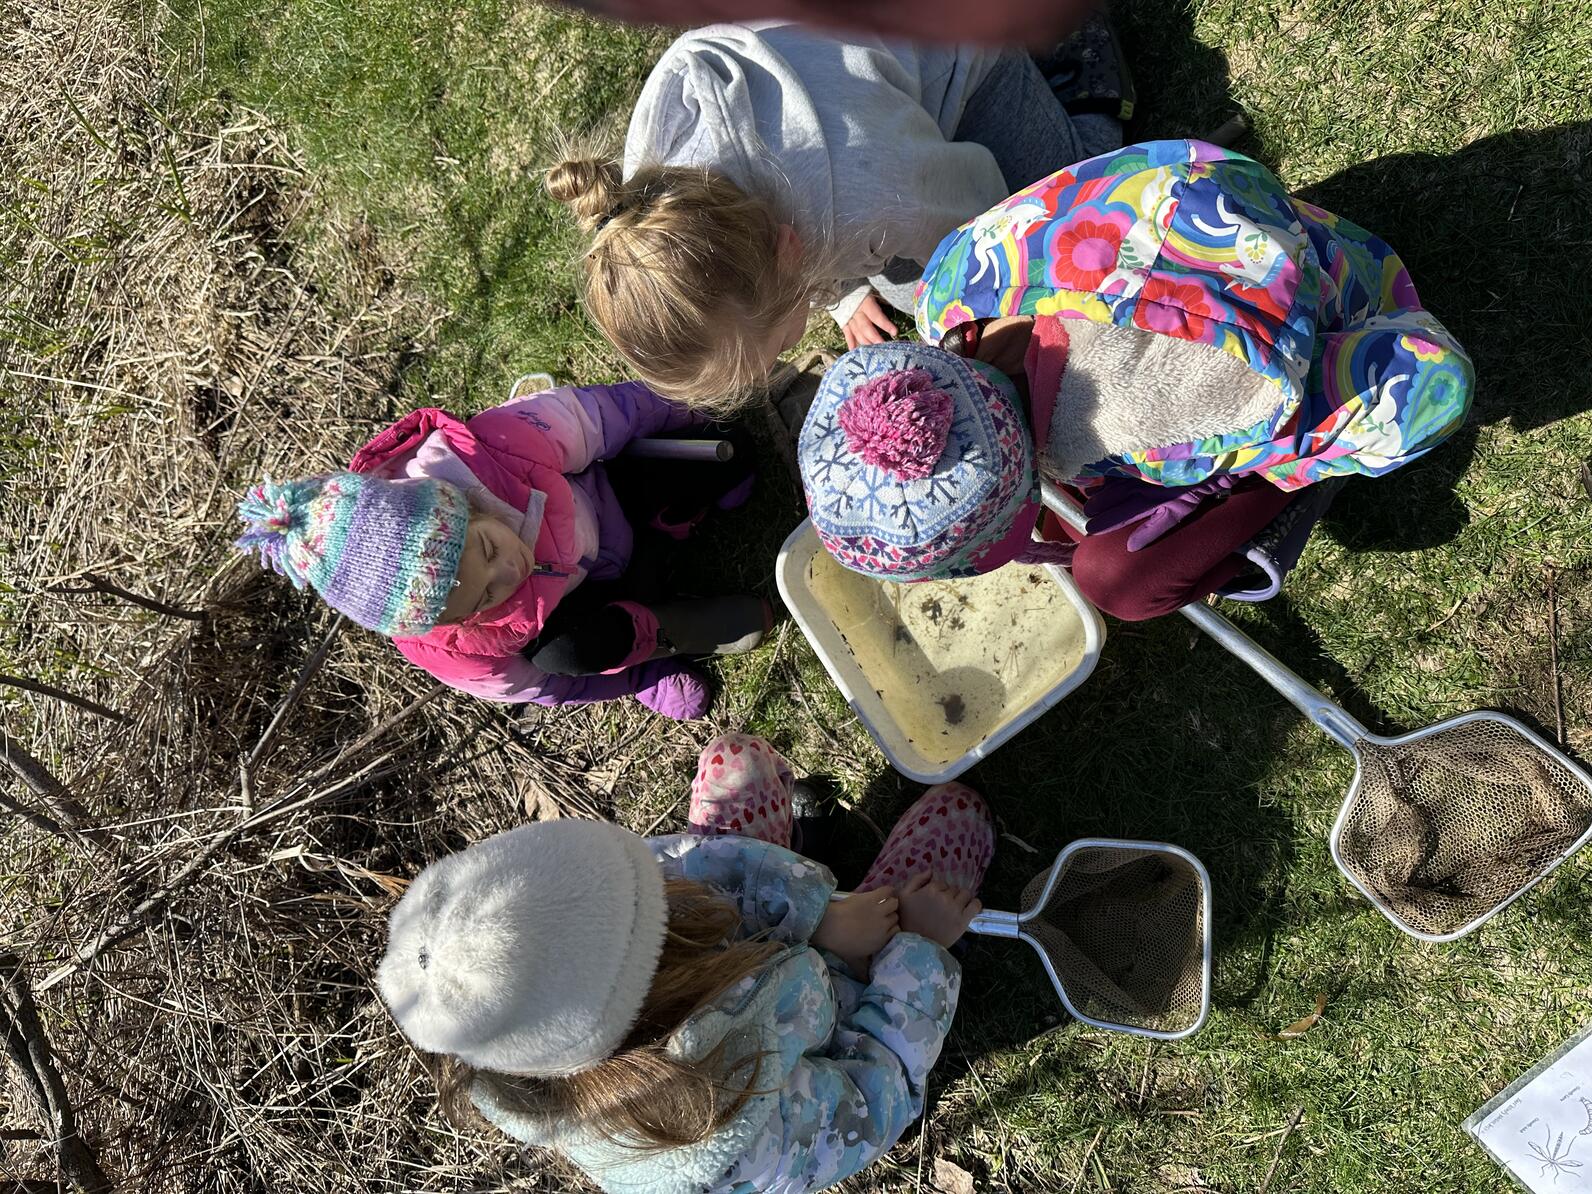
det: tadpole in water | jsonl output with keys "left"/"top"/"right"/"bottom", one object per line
{"left": 921, "top": 598, "right": 943, "bottom": 624}
{"left": 948, "top": 615, "right": 965, "bottom": 631}
{"left": 938, "top": 694, "right": 966, "bottom": 725}
{"left": 893, "top": 624, "right": 911, "bottom": 646}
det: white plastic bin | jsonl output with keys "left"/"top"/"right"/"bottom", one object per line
{"left": 776, "top": 519, "right": 1104, "bottom": 783}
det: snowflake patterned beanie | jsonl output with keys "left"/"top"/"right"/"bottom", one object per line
{"left": 798, "top": 342, "right": 1041, "bottom": 581}
{"left": 376, "top": 821, "right": 668, "bottom": 1077}
{"left": 235, "top": 471, "right": 469, "bottom": 637}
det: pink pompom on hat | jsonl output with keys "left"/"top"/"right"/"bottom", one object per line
{"left": 835, "top": 368, "right": 955, "bottom": 480}
{"left": 798, "top": 342, "right": 1060, "bottom": 582}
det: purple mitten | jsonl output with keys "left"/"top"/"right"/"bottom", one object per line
{"left": 633, "top": 659, "right": 713, "bottom": 720}
{"left": 1083, "top": 474, "right": 1238, "bottom": 551}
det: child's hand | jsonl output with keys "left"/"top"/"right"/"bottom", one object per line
{"left": 844, "top": 293, "right": 898, "bottom": 350}
{"left": 813, "top": 887, "right": 900, "bottom": 968}
{"left": 897, "top": 872, "right": 982, "bottom": 949}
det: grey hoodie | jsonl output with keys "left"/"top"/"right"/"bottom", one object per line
{"left": 623, "top": 21, "right": 1006, "bottom": 326}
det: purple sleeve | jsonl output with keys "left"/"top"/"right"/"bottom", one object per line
{"left": 526, "top": 659, "right": 711, "bottom": 720}
{"left": 503, "top": 381, "right": 702, "bottom": 475}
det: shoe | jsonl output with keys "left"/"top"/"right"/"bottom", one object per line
{"left": 789, "top": 776, "right": 856, "bottom": 875}
{"left": 1036, "top": 10, "right": 1136, "bottom": 123}
{"left": 651, "top": 596, "right": 773, "bottom": 658}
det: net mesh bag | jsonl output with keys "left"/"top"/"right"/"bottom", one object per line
{"left": 1337, "top": 721, "right": 1592, "bottom": 937}
{"left": 1018, "top": 845, "right": 1207, "bottom": 1035}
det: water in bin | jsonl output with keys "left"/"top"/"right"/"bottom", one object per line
{"left": 967, "top": 838, "right": 1213, "bottom": 1040}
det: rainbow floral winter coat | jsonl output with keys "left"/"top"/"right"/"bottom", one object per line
{"left": 916, "top": 139, "right": 1474, "bottom": 490}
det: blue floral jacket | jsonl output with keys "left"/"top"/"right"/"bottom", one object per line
{"left": 471, "top": 832, "right": 961, "bottom": 1193}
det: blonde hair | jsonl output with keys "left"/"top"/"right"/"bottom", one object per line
{"left": 435, "top": 877, "right": 782, "bottom": 1150}
{"left": 547, "top": 153, "right": 816, "bottom": 412}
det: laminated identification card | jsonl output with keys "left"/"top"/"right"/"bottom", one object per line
{"left": 1465, "top": 1023, "right": 1592, "bottom": 1191}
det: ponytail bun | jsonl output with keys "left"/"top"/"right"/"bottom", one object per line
{"left": 547, "top": 156, "right": 623, "bottom": 233}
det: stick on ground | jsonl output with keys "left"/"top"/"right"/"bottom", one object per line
{"left": 0, "top": 673, "right": 129, "bottom": 723}
{"left": 51, "top": 572, "right": 208, "bottom": 621}
{"left": 0, "top": 951, "right": 114, "bottom": 1193}
{"left": 1256, "top": 1106, "right": 1306, "bottom": 1194}
{"left": 0, "top": 727, "right": 115, "bottom": 853}
{"left": 1547, "top": 569, "right": 1567, "bottom": 748}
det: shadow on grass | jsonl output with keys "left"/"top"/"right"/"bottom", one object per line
{"left": 1304, "top": 120, "right": 1592, "bottom": 553}
{"left": 828, "top": 607, "right": 1332, "bottom": 1061}
{"left": 1116, "top": 0, "right": 1241, "bottom": 144}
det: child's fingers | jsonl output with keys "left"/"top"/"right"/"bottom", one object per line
{"left": 902, "top": 871, "right": 933, "bottom": 894}
{"left": 876, "top": 895, "right": 900, "bottom": 914}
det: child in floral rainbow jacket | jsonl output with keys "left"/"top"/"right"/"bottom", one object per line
{"left": 797, "top": 139, "right": 1473, "bottom": 614}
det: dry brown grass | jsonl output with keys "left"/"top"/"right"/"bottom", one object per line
{"left": 0, "top": 2, "right": 709, "bottom": 1188}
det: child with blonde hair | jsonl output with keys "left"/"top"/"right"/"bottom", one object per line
{"left": 551, "top": 20, "right": 1125, "bottom": 408}
{"left": 378, "top": 733, "right": 994, "bottom": 1192}
{"left": 236, "top": 380, "right": 768, "bottom": 719}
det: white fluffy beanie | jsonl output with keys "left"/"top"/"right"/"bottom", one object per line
{"left": 376, "top": 821, "right": 668, "bottom": 1077}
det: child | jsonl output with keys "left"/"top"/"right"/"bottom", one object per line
{"left": 798, "top": 140, "right": 1473, "bottom": 616}
{"left": 377, "top": 733, "right": 994, "bottom": 1192}
{"left": 236, "top": 380, "right": 769, "bottom": 719}
{"left": 548, "top": 20, "right": 1126, "bottom": 407}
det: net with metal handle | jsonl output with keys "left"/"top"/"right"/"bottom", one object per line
{"left": 1336, "top": 718, "right": 1592, "bottom": 938}
{"left": 1040, "top": 480, "right": 1592, "bottom": 942}
{"left": 967, "top": 839, "right": 1212, "bottom": 1039}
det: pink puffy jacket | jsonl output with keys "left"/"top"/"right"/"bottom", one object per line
{"left": 348, "top": 382, "right": 712, "bottom": 719}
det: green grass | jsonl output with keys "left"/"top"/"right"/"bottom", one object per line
{"left": 150, "top": 0, "right": 1592, "bottom": 1189}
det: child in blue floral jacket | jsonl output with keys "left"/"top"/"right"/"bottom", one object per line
{"left": 377, "top": 733, "right": 995, "bottom": 1193}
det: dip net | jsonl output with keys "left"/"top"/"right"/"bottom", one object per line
{"left": 1335, "top": 718, "right": 1592, "bottom": 938}
{"left": 1012, "top": 843, "right": 1209, "bottom": 1037}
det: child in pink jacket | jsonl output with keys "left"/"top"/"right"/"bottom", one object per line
{"left": 237, "top": 380, "right": 768, "bottom": 719}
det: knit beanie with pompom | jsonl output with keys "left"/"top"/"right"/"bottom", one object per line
{"left": 235, "top": 471, "right": 469, "bottom": 637}
{"left": 798, "top": 342, "right": 1044, "bottom": 581}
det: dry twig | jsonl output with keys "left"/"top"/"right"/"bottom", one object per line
{"left": 1256, "top": 1106, "right": 1306, "bottom": 1194}
{"left": 1547, "top": 569, "right": 1566, "bottom": 748}
{"left": 0, "top": 673, "right": 129, "bottom": 723}
{"left": 50, "top": 573, "right": 208, "bottom": 621}
{"left": 0, "top": 951, "right": 114, "bottom": 1193}
{"left": 0, "top": 726, "right": 114, "bottom": 852}
{"left": 239, "top": 615, "right": 346, "bottom": 808}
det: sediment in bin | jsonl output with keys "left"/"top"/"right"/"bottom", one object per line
{"left": 806, "top": 552, "right": 1086, "bottom": 766}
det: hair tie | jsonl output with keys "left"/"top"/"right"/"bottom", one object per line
{"left": 594, "top": 204, "right": 624, "bottom": 233}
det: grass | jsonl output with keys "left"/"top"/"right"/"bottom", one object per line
{"left": 91, "top": 0, "right": 1592, "bottom": 1189}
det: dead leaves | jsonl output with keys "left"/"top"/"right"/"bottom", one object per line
{"left": 1268, "top": 993, "right": 1328, "bottom": 1040}
{"left": 521, "top": 775, "right": 564, "bottom": 821}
